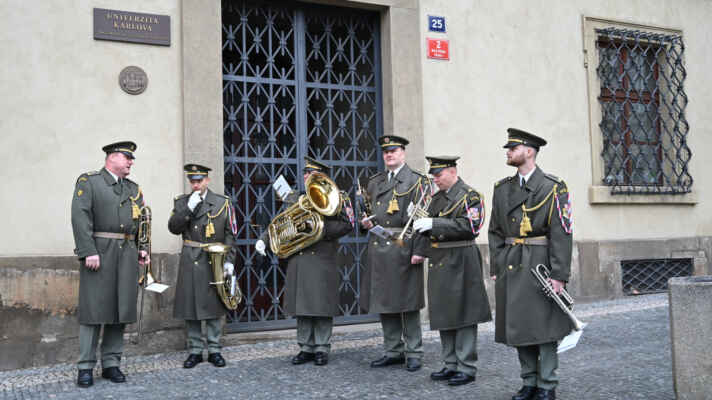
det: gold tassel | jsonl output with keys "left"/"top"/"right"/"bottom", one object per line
{"left": 206, "top": 220, "right": 215, "bottom": 238}
{"left": 520, "top": 206, "right": 532, "bottom": 237}
{"left": 132, "top": 202, "right": 140, "bottom": 219}
{"left": 387, "top": 196, "right": 400, "bottom": 214}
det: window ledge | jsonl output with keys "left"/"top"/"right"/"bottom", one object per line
{"left": 589, "top": 186, "right": 698, "bottom": 204}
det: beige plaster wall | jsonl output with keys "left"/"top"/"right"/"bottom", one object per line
{"left": 0, "top": 0, "right": 184, "bottom": 256}
{"left": 417, "top": 0, "right": 712, "bottom": 241}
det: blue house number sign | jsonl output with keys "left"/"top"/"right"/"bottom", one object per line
{"left": 428, "top": 15, "right": 446, "bottom": 33}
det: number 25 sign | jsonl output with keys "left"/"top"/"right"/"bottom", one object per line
{"left": 427, "top": 38, "right": 450, "bottom": 60}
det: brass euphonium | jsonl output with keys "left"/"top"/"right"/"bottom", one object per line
{"left": 268, "top": 172, "right": 342, "bottom": 258}
{"left": 205, "top": 243, "right": 242, "bottom": 310}
{"left": 531, "top": 264, "right": 584, "bottom": 331}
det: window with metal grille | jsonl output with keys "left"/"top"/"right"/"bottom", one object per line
{"left": 621, "top": 258, "right": 692, "bottom": 295}
{"left": 595, "top": 28, "right": 692, "bottom": 195}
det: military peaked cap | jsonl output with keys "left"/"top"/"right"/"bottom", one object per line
{"left": 102, "top": 141, "right": 137, "bottom": 159}
{"left": 184, "top": 163, "right": 211, "bottom": 180}
{"left": 304, "top": 156, "right": 330, "bottom": 173}
{"left": 503, "top": 128, "right": 547, "bottom": 150}
{"left": 379, "top": 135, "right": 409, "bottom": 150}
{"left": 426, "top": 155, "right": 459, "bottom": 175}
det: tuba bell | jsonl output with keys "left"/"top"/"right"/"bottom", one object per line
{"left": 205, "top": 243, "right": 242, "bottom": 311}
{"left": 267, "top": 172, "right": 342, "bottom": 258}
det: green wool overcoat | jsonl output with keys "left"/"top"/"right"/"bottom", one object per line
{"left": 414, "top": 178, "right": 492, "bottom": 330}
{"left": 71, "top": 168, "right": 145, "bottom": 324}
{"left": 488, "top": 167, "right": 573, "bottom": 346}
{"left": 262, "top": 191, "right": 353, "bottom": 317}
{"left": 360, "top": 164, "right": 427, "bottom": 314}
{"left": 168, "top": 189, "right": 237, "bottom": 321}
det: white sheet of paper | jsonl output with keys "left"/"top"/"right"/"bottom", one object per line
{"left": 145, "top": 282, "right": 170, "bottom": 293}
{"left": 557, "top": 323, "right": 586, "bottom": 353}
{"left": 369, "top": 225, "right": 392, "bottom": 240}
{"left": 272, "top": 175, "right": 292, "bottom": 201}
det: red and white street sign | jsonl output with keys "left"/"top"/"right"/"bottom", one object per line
{"left": 427, "top": 38, "right": 449, "bottom": 60}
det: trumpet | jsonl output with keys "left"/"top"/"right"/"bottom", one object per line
{"left": 530, "top": 264, "right": 584, "bottom": 331}
{"left": 395, "top": 180, "right": 433, "bottom": 247}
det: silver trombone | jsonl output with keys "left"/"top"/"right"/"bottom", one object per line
{"left": 530, "top": 264, "right": 584, "bottom": 331}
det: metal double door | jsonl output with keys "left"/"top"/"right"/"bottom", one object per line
{"left": 222, "top": 0, "right": 383, "bottom": 331}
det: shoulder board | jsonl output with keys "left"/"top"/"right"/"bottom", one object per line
{"left": 76, "top": 171, "right": 98, "bottom": 184}
{"left": 214, "top": 193, "right": 229, "bottom": 200}
{"left": 494, "top": 176, "right": 514, "bottom": 187}
{"left": 412, "top": 170, "right": 427, "bottom": 178}
{"left": 369, "top": 171, "right": 384, "bottom": 181}
{"left": 174, "top": 193, "right": 188, "bottom": 201}
{"left": 123, "top": 177, "right": 138, "bottom": 186}
{"left": 543, "top": 173, "right": 564, "bottom": 184}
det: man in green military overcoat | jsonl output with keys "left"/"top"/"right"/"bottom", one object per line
{"left": 71, "top": 141, "right": 150, "bottom": 387}
{"left": 168, "top": 164, "right": 238, "bottom": 369}
{"left": 412, "top": 156, "right": 492, "bottom": 386}
{"left": 488, "top": 128, "right": 574, "bottom": 400}
{"left": 254, "top": 157, "right": 352, "bottom": 366}
{"left": 359, "top": 135, "right": 429, "bottom": 372}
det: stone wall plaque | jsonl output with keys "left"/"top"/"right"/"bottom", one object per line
{"left": 94, "top": 8, "right": 170, "bottom": 46}
{"left": 119, "top": 66, "right": 148, "bottom": 95}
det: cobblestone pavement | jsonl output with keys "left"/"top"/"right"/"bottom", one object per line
{"left": 0, "top": 294, "right": 673, "bottom": 399}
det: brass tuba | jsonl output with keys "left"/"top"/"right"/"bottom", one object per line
{"left": 205, "top": 243, "right": 242, "bottom": 310}
{"left": 268, "top": 172, "right": 342, "bottom": 258}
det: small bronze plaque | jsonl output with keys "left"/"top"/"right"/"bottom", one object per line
{"left": 94, "top": 8, "right": 170, "bottom": 46}
{"left": 119, "top": 66, "right": 148, "bottom": 95}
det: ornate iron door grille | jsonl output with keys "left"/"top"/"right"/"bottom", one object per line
{"left": 621, "top": 258, "right": 692, "bottom": 295}
{"left": 222, "top": 0, "right": 382, "bottom": 332}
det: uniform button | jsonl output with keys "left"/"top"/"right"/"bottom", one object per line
{"left": 376, "top": 201, "right": 381, "bottom": 205}
{"left": 299, "top": 251, "right": 303, "bottom": 255}
{"left": 439, "top": 263, "right": 443, "bottom": 267}
{"left": 120, "top": 224, "right": 124, "bottom": 228}
{"left": 430, "top": 236, "right": 436, "bottom": 240}
{"left": 386, "top": 221, "right": 390, "bottom": 225}
{"left": 118, "top": 245, "right": 122, "bottom": 249}
{"left": 386, "top": 241, "right": 390, "bottom": 245}
{"left": 512, "top": 218, "right": 516, "bottom": 222}
{"left": 194, "top": 225, "right": 198, "bottom": 230}
{"left": 439, "top": 235, "right": 445, "bottom": 240}
{"left": 311, "top": 251, "right": 315, "bottom": 255}
{"left": 194, "top": 261, "right": 198, "bottom": 265}
{"left": 373, "top": 241, "right": 377, "bottom": 246}
{"left": 508, "top": 265, "right": 513, "bottom": 270}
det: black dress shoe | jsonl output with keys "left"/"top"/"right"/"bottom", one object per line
{"left": 370, "top": 355, "right": 405, "bottom": 367}
{"left": 534, "top": 388, "right": 556, "bottom": 400}
{"left": 512, "top": 385, "right": 538, "bottom": 400}
{"left": 183, "top": 353, "right": 204, "bottom": 368}
{"left": 405, "top": 357, "right": 422, "bottom": 372}
{"left": 208, "top": 353, "right": 226, "bottom": 367}
{"left": 77, "top": 369, "right": 93, "bottom": 388}
{"left": 101, "top": 366, "right": 126, "bottom": 383}
{"left": 430, "top": 367, "right": 458, "bottom": 381}
{"left": 314, "top": 352, "right": 329, "bottom": 366}
{"left": 447, "top": 371, "right": 475, "bottom": 386}
{"left": 291, "top": 351, "right": 315, "bottom": 365}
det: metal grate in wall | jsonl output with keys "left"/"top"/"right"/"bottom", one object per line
{"left": 621, "top": 258, "right": 692, "bottom": 295}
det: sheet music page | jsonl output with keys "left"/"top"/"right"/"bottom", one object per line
{"left": 145, "top": 282, "right": 170, "bottom": 293}
{"left": 272, "top": 175, "right": 292, "bottom": 201}
{"left": 369, "top": 225, "right": 392, "bottom": 240}
{"left": 557, "top": 323, "right": 586, "bottom": 353}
